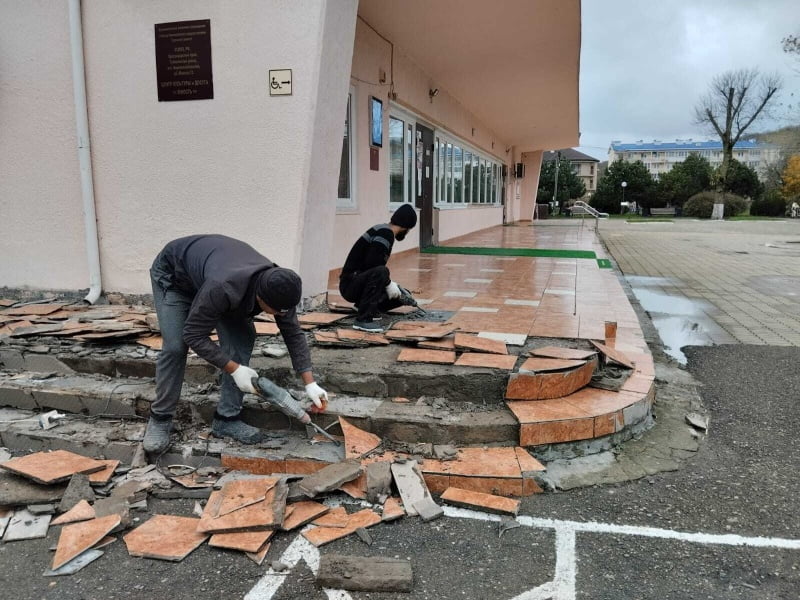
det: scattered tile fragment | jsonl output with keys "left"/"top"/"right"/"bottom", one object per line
{"left": 397, "top": 348, "right": 456, "bottom": 364}
{"left": 171, "top": 473, "right": 216, "bottom": 489}
{"left": 589, "top": 341, "right": 634, "bottom": 369}
{"left": 297, "top": 460, "right": 362, "bottom": 497}
{"left": 339, "top": 417, "right": 381, "bottom": 459}
{"left": 52, "top": 499, "right": 96, "bottom": 525}
{"left": 124, "top": 515, "right": 207, "bottom": 561}
{"left": 317, "top": 554, "right": 413, "bottom": 592}
{"left": 685, "top": 413, "right": 709, "bottom": 431}
{"left": 529, "top": 346, "right": 597, "bottom": 361}
{"left": 505, "top": 360, "right": 596, "bottom": 400}
{"left": 93, "top": 535, "right": 117, "bottom": 549}
{"left": 1, "top": 450, "right": 106, "bottom": 485}
{"left": 246, "top": 542, "right": 271, "bottom": 565}
{"left": 43, "top": 549, "right": 104, "bottom": 577}
{"left": 3, "top": 508, "right": 51, "bottom": 541}
{"left": 519, "top": 357, "right": 587, "bottom": 372}
{"left": 58, "top": 473, "right": 95, "bottom": 513}
{"left": 477, "top": 332, "right": 527, "bottom": 346}
{"left": 280, "top": 501, "right": 329, "bottom": 531}
{"left": 53, "top": 514, "right": 120, "bottom": 569}
{"left": 28, "top": 503, "right": 56, "bottom": 515}
{"left": 254, "top": 322, "right": 280, "bottom": 335}
{"left": 366, "top": 461, "right": 392, "bottom": 504}
{"left": 381, "top": 497, "right": 405, "bottom": 522}
{"left": 298, "top": 312, "right": 347, "bottom": 325}
{"left": 214, "top": 478, "right": 276, "bottom": 517}
{"left": 312, "top": 506, "right": 349, "bottom": 528}
{"left": 336, "top": 328, "right": 390, "bottom": 345}
{"left": 302, "top": 508, "right": 381, "bottom": 547}
{"left": 391, "top": 460, "right": 440, "bottom": 520}
{"left": 209, "top": 529, "right": 274, "bottom": 553}
{"left": 418, "top": 336, "right": 456, "bottom": 350}
{"left": 355, "top": 527, "right": 373, "bottom": 545}
{"left": 196, "top": 480, "right": 287, "bottom": 534}
{"left": 455, "top": 353, "right": 517, "bottom": 370}
{"left": 441, "top": 487, "right": 520, "bottom": 516}
{"left": 87, "top": 460, "right": 120, "bottom": 486}
{"left": 454, "top": 333, "right": 508, "bottom": 355}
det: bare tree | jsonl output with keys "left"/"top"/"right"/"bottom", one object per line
{"left": 694, "top": 69, "right": 782, "bottom": 188}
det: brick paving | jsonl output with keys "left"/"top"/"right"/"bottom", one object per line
{"left": 598, "top": 218, "right": 800, "bottom": 345}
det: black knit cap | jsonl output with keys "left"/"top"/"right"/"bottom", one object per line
{"left": 257, "top": 267, "right": 302, "bottom": 311}
{"left": 390, "top": 204, "right": 417, "bottom": 229}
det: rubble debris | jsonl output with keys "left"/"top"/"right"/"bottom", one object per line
{"left": 441, "top": 487, "right": 520, "bottom": 516}
{"left": 209, "top": 529, "right": 274, "bottom": 553}
{"left": 0, "top": 509, "right": 11, "bottom": 538}
{"left": 297, "top": 460, "right": 362, "bottom": 498}
{"left": 271, "top": 560, "right": 288, "bottom": 572}
{"left": 355, "top": 527, "right": 373, "bottom": 546}
{"left": 589, "top": 341, "right": 634, "bottom": 369}
{"left": 171, "top": 472, "right": 216, "bottom": 489}
{"left": 339, "top": 417, "right": 381, "bottom": 459}
{"left": 27, "top": 503, "right": 56, "bottom": 515}
{"left": 280, "top": 501, "right": 329, "bottom": 531}
{"left": 391, "top": 460, "right": 442, "bottom": 521}
{"left": 0, "top": 449, "right": 107, "bottom": 485}
{"left": 498, "top": 518, "right": 522, "bottom": 538}
{"left": 43, "top": 549, "right": 104, "bottom": 576}
{"left": 685, "top": 413, "right": 709, "bottom": 431}
{"left": 316, "top": 554, "right": 413, "bottom": 592}
{"left": 53, "top": 514, "right": 121, "bottom": 569}
{"left": 302, "top": 508, "right": 381, "bottom": 547}
{"left": 366, "top": 461, "right": 392, "bottom": 504}
{"left": 262, "top": 345, "right": 288, "bottom": 358}
{"left": 58, "top": 473, "right": 95, "bottom": 513}
{"left": 3, "top": 508, "right": 51, "bottom": 541}
{"left": 92, "top": 496, "right": 131, "bottom": 529}
{"left": 589, "top": 364, "right": 633, "bottom": 391}
{"left": 152, "top": 487, "right": 212, "bottom": 500}
{"left": 0, "top": 470, "right": 67, "bottom": 506}
{"left": 124, "top": 515, "right": 208, "bottom": 561}
{"left": 52, "top": 500, "right": 96, "bottom": 525}
{"left": 433, "top": 445, "right": 458, "bottom": 461}
{"left": 196, "top": 479, "right": 287, "bottom": 534}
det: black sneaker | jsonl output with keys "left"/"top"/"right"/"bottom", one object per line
{"left": 353, "top": 319, "right": 384, "bottom": 333}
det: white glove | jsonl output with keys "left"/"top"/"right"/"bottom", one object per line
{"left": 304, "top": 382, "right": 328, "bottom": 409}
{"left": 231, "top": 365, "right": 258, "bottom": 394}
{"left": 385, "top": 281, "right": 402, "bottom": 299}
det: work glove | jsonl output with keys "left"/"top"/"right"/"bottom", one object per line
{"left": 231, "top": 365, "right": 258, "bottom": 394}
{"left": 304, "top": 382, "right": 328, "bottom": 410}
{"left": 385, "top": 281, "right": 402, "bottom": 300}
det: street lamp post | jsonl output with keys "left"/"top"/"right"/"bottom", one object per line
{"left": 621, "top": 181, "right": 627, "bottom": 213}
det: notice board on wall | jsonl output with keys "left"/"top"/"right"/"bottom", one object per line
{"left": 154, "top": 19, "right": 213, "bottom": 101}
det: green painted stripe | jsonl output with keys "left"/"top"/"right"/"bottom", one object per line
{"left": 596, "top": 258, "right": 613, "bottom": 269}
{"left": 420, "top": 246, "right": 597, "bottom": 259}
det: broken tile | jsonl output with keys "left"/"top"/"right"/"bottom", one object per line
{"left": 530, "top": 346, "right": 597, "bottom": 361}
{"left": 314, "top": 331, "right": 360, "bottom": 347}
{"left": 302, "top": 508, "right": 381, "bottom": 547}
{"left": 93, "top": 535, "right": 116, "bottom": 549}
{"left": 1, "top": 450, "right": 107, "bottom": 485}
{"left": 336, "top": 328, "right": 390, "bottom": 345}
{"left": 196, "top": 480, "right": 287, "bottom": 534}
{"left": 590, "top": 341, "right": 635, "bottom": 369}
{"left": 280, "top": 501, "right": 329, "bottom": 531}
{"left": 298, "top": 312, "right": 347, "bottom": 325}
{"left": 58, "top": 473, "right": 95, "bottom": 513}
{"left": 454, "top": 333, "right": 508, "bottom": 355}
{"left": 339, "top": 473, "right": 368, "bottom": 500}
{"left": 454, "top": 353, "right": 517, "bottom": 370}
{"left": 317, "top": 554, "right": 413, "bottom": 592}
{"left": 52, "top": 499, "right": 96, "bottom": 525}
{"left": 421, "top": 447, "right": 525, "bottom": 479}
{"left": 519, "top": 418, "right": 595, "bottom": 446}
{"left": 339, "top": 417, "right": 381, "bottom": 459}
{"left": 246, "top": 542, "right": 271, "bottom": 565}
{"left": 43, "top": 549, "right": 104, "bottom": 576}
{"left": 519, "top": 357, "right": 587, "bottom": 372}
{"left": 312, "top": 506, "right": 349, "bottom": 528}
{"left": 3, "top": 303, "right": 64, "bottom": 316}
{"left": 366, "top": 461, "right": 392, "bottom": 504}
{"left": 391, "top": 460, "right": 440, "bottom": 519}
{"left": 124, "top": 515, "right": 207, "bottom": 561}
{"left": 441, "top": 487, "right": 520, "bottom": 516}
{"left": 214, "top": 478, "right": 276, "bottom": 517}
{"left": 514, "top": 447, "right": 546, "bottom": 475}
{"left": 53, "top": 514, "right": 120, "bottom": 569}
{"left": 3, "top": 508, "right": 51, "bottom": 541}
{"left": 418, "top": 336, "right": 456, "bottom": 350}
{"left": 297, "top": 460, "right": 362, "bottom": 498}
{"left": 254, "top": 322, "right": 280, "bottom": 335}
{"left": 209, "top": 529, "right": 274, "bottom": 553}
{"left": 477, "top": 332, "right": 527, "bottom": 346}
{"left": 381, "top": 497, "right": 405, "bottom": 522}
{"left": 387, "top": 323, "right": 455, "bottom": 339}
{"left": 0, "top": 470, "right": 67, "bottom": 506}
{"left": 87, "top": 460, "right": 120, "bottom": 486}
{"left": 28, "top": 503, "right": 57, "bottom": 515}
{"left": 171, "top": 473, "right": 216, "bottom": 489}
{"left": 396, "top": 348, "right": 456, "bottom": 364}
{"left": 505, "top": 360, "right": 596, "bottom": 401}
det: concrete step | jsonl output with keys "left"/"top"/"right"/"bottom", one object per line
{"left": 0, "top": 372, "right": 519, "bottom": 447}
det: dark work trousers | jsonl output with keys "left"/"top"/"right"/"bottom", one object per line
{"left": 149, "top": 271, "right": 256, "bottom": 420}
{"left": 339, "top": 265, "right": 403, "bottom": 320}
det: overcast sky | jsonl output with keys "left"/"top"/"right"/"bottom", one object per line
{"left": 577, "top": 0, "right": 800, "bottom": 160}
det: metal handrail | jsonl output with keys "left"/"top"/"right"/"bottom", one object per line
{"left": 572, "top": 201, "right": 609, "bottom": 219}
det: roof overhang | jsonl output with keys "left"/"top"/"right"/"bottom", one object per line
{"left": 357, "top": 0, "right": 581, "bottom": 152}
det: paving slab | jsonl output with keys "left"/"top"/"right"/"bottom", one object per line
{"left": 123, "top": 514, "right": 207, "bottom": 561}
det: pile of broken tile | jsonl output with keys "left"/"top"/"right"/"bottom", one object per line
{"left": 0, "top": 417, "right": 540, "bottom": 580}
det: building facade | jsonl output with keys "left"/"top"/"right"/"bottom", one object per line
{"left": 541, "top": 148, "right": 599, "bottom": 197}
{"left": 0, "top": 0, "right": 580, "bottom": 300}
{"left": 608, "top": 140, "right": 779, "bottom": 180}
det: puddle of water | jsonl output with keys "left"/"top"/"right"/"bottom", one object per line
{"left": 624, "top": 276, "right": 675, "bottom": 288}
{"left": 649, "top": 315, "right": 715, "bottom": 364}
{"left": 631, "top": 288, "right": 712, "bottom": 317}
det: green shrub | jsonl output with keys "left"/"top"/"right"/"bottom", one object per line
{"left": 750, "top": 189, "right": 786, "bottom": 217}
{"left": 684, "top": 192, "right": 748, "bottom": 218}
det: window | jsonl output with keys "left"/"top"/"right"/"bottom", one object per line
{"left": 406, "top": 123, "right": 414, "bottom": 203}
{"left": 464, "top": 150, "right": 472, "bottom": 204}
{"left": 431, "top": 128, "right": 502, "bottom": 207}
{"left": 472, "top": 153, "right": 479, "bottom": 202}
{"left": 437, "top": 137, "right": 444, "bottom": 203}
{"left": 453, "top": 146, "right": 463, "bottom": 202}
{"left": 337, "top": 88, "right": 355, "bottom": 210}
{"left": 389, "top": 117, "right": 404, "bottom": 204}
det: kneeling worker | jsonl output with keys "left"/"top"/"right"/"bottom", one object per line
{"left": 339, "top": 204, "right": 418, "bottom": 332}
{"left": 144, "top": 234, "right": 328, "bottom": 453}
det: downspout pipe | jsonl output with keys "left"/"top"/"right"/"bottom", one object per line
{"left": 68, "top": 0, "right": 102, "bottom": 304}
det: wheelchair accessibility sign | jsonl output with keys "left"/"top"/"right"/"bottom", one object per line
{"left": 269, "top": 69, "right": 292, "bottom": 96}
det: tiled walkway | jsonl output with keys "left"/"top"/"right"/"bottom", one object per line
{"left": 328, "top": 221, "right": 655, "bottom": 449}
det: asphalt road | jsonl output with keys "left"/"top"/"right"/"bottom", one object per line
{"left": 2, "top": 344, "right": 799, "bottom": 599}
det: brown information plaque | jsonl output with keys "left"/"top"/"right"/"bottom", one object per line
{"left": 154, "top": 19, "right": 213, "bottom": 101}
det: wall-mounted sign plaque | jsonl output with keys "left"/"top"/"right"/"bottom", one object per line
{"left": 155, "top": 19, "right": 213, "bottom": 101}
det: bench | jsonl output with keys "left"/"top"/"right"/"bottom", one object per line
{"left": 650, "top": 207, "right": 676, "bottom": 217}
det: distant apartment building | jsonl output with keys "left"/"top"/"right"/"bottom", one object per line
{"left": 542, "top": 148, "right": 599, "bottom": 196}
{"left": 608, "top": 140, "right": 779, "bottom": 180}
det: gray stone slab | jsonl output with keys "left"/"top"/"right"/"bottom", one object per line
{"left": 27, "top": 503, "right": 56, "bottom": 515}
{"left": 297, "top": 459, "right": 362, "bottom": 497}
{"left": 0, "top": 387, "right": 38, "bottom": 410}
{"left": 23, "top": 354, "right": 74, "bottom": 375}
{"left": 0, "top": 470, "right": 66, "bottom": 505}
{"left": 43, "top": 549, "right": 104, "bottom": 576}
{"left": 317, "top": 554, "right": 413, "bottom": 592}
{"left": 3, "top": 508, "right": 51, "bottom": 541}
{"left": 413, "top": 497, "right": 444, "bottom": 522}
{"left": 390, "top": 460, "right": 439, "bottom": 519}
{"left": 365, "top": 461, "right": 392, "bottom": 504}
{"left": 58, "top": 473, "right": 95, "bottom": 512}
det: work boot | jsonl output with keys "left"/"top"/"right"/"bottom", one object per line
{"left": 143, "top": 416, "right": 173, "bottom": 454}
{"left": 211, "top": 412, "right": 263, "bottom": 444}
{"left": 353, "top": 319, "right": 384, "bottom": 332}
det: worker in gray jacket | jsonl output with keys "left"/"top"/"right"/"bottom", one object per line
{"left": 144, "top": 234, "right": 328, "bottom": 453}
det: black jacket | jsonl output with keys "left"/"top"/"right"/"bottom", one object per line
{"left": 151, "top": 234, "right": 311, "bottom": 373}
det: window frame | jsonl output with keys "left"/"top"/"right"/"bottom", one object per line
{"left": 336, "top": 86, "right": 357, "bottom": 212}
